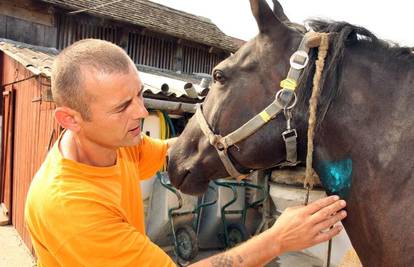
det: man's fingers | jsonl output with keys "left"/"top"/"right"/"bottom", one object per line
{"left": 314, "top": 210, "right": 347, "bottom": 233}
{"left": 314, "top": 225, "right": 343, "bottom": 243}
{"left": 310, "top": 199, "right": 346, "bottom": 224}
{"left": 305, "top": 195, "right": 340, "bottom": 214}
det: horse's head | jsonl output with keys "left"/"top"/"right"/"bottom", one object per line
{"left": 168, "top": 0, "right": 306, "bottom": 194}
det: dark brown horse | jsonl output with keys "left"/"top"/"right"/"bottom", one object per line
{"left": 168, "top": 0, "right": 414, "bottom": 266}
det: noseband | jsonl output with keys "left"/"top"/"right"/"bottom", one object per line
{"left": 196, "top": 31, "right": 326, "bottom": 180}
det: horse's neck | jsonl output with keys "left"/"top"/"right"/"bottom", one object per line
{"left": 312, "top": 47, "right": 414, "bottom": 266}
{"left": 315, "top": 46, "right": 414, "bottom": 173}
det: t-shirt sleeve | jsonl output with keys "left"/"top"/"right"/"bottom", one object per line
{"left": 138, "top": 134, "right": 168, "bottom": 180}
{"left": 54, "top": 206, "right": 175, "bottom": 267}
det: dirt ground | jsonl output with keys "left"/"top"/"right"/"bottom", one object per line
{"left": 0, "top": 225, "right": 36, "bottom": 267}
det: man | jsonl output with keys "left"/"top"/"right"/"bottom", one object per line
{"left": 25, "top": 39, "right": 347, "bottom": 267}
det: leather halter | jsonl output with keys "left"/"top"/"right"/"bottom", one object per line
{"left": 195, "top": 32, "right": 319, "bottom": 180}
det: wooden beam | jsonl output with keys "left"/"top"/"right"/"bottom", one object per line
{"left": 209, "top": 46, "right": 221, "bottom": 54}
{"left": 0, "top": 0, "right": 54, "bottom": 26}
{"left": 173, "top": 44, "right": 183, "bottom": 72}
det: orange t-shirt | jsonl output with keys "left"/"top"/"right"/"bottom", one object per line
{"left": 25, "top": 134, "right": 175, "bottom": 267}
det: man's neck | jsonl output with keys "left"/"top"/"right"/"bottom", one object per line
{"left": 59, "top": 130, "right": 117, "bottom": 167}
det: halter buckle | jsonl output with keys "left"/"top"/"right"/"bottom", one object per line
{"left": 290, "top": 50, "right": 309, "bottom": 70}
{"left": 276, "top": 89, "right": 297, "bottom": 110}
{"left": 282, "top": 129, "right": 297, "bottom": 141}
{"left": 215, "top": 141, "right": 226, "bottom": 151}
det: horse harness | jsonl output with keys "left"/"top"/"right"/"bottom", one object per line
{"left": 195, "top": 31, "right": 325, "bottom": 180}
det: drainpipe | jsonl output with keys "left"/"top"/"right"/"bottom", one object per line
{"left": 143, "top": 98, "right": 197, "bottom": 113}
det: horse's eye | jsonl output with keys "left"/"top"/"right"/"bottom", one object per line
{"left": 213, "top": 70, "right": 226, "bottom": 84}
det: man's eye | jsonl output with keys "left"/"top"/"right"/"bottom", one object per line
{"left": 117, "top": 107, "right": 127, "bottom": 113}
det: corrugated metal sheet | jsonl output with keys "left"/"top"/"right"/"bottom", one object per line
{"left": 0, "top": 39, "right": 57, "bottom": 78}
{"left": 1, "top": 52, "right": 61, "bottom": 253}
{"left": 139, "top": 71, "right": 205, "bottom": 100}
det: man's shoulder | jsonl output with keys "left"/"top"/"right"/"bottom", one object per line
{"left": 26, "top": 163, "right": 122, "bottom": 225}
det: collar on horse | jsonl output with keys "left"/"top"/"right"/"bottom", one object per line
{"left": 196, "top": 31, "right": 328, "bottom": 180}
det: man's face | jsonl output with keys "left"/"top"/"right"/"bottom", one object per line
{"left": 78, "top": 65, "right": 148, "bottom": 149}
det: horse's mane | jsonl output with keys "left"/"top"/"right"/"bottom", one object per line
{"left": 296, "top": 20, "right": 413, "bottom": 130}
{"left": 309, "top": 20, "right": 413, "bottom": 60}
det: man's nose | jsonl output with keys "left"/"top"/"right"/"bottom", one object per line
{"left": 131, "top": 97, "right": 149, "bottom": 119}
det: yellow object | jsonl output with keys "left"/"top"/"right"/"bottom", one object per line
{"left": 339, "top": 248, "right": 362, "bottom": 267}
{"left": 156, "top": 110, "right": 168, "bottom": 170}
{"left": 259, "top": 110, "right": 271, "bottom": 122}
{"left": 157, "top": 111, "right": 166, "bottom": 140}
{"left": 25, "top": 134, "right": 174, "bottom": 267}
{"left": 280, "top": 78, "right": 297, "bottom": 90}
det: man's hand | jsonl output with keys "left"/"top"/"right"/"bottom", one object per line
{"left": 270, "top": 195, "right": 347, "bottom": 254}
{"left": 191, "top": 195, "right": 346, "bottom": 267}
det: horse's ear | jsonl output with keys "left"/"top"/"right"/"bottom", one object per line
{"left": 250, "top": 0, "right": 288, "bottom": 34}
{"left": 272, "top": 0, "right": 290, "bottom": 22}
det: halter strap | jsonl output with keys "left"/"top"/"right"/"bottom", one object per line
{"left": 196, "top": 105, "right": 250, "bottom": 179}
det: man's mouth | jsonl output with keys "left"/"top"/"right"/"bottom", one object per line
{"left": 128, "top": 125, "right": 141, "bottom": 136}
{"left": 129, "top": 125, "right": 140, "bottom": 132}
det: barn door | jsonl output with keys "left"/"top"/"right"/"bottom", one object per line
{"left": 1, "top": 88, "right": 15, "bottom": 225}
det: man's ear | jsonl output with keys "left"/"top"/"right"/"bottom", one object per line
{"left": 54, "top": 107, "right": 82, "bottom": 132}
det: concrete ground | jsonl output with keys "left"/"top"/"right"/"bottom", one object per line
{"left": 1, "top": 225, "right": 323, "bottom": 267}
{"left": 166, "top": 246, "right": 324, "bottom": 267}
{"left": 0, "top": 225, "right": 36, "bottom": 267}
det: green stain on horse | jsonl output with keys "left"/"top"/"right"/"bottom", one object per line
{"left": 316, "top": 158, "right": 352, "bottom": 199}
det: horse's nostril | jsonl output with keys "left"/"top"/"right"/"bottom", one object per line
{"left": 172, "top": 168, "right": 191, "bottom": 189}
{"left": 183, "top": 168, "right": 192, "bottom": 179}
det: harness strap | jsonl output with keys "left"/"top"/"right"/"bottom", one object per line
{"left": 222, "top": 100, "right": 284, "bottom": 148}
{"left": 195, "top": 105, "right": 249, "bottom": 179}
{"left": 216, "top": 149, "right": 249, "bottom": 180}
{"left": 284, "top": 130, "right": 298, "bottom": 163}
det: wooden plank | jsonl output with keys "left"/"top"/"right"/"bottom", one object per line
{"left": 170, "top": 43, "right": 176, "bottom": 70}
{"left": 139, "top": 35, "right": 144, "bottom": 64}
{"left": 5, "top": 16, "right": 32, "bottom": 44}
{"left": 117, "top": 27, "right": 129, "bottom": 52}
{"left": 0, "top": 15, "right": 6, "bottom": 37}
{"left": 43, "top": 25, "right": 57, "bottom": 48}
{"left": 31, "top": 23, "right": 45, "bottom": 46}
{"left": 174, "top": 45, "right": 183, "bottom": 73}
{"left": 0, "top": 1, "right": 53, "bottom": 26}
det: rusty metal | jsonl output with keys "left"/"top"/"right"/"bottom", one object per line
{"left": 1, "top": 75, "right": 38, "bottom": 88}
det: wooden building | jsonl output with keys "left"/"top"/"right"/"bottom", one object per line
{"left": 0, "top": 0, "right": 243, "bottom": 75}
{"left": 0, "top": 0, "right": 243, "bottom": 255}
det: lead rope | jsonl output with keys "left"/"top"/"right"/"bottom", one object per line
{"left": 302, "top": 33, "right": 332, "bottom": 267}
